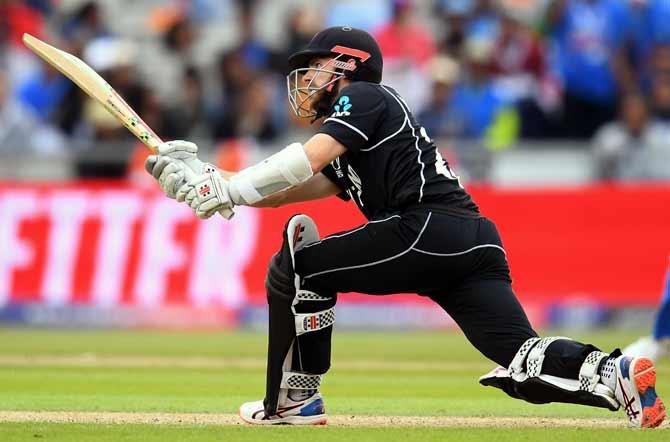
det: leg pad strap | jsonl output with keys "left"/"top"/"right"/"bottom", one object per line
{"left": 281, "top": 371, "right": 323, "bottom": 390}
{"left": 295, "top": 307, "right": 336, "bottom": 336}
{"left": 480, "top": 337, "right": 619, "bottom": 411}
{"left": 480, "top": 367, "right": 619, "bottom": 411}
{"left": 579, "top": 351, "right": 609, "bottom": 392}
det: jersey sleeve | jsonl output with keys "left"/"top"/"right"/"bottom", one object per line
{"left": 318, "top": 82, "right": 386, "bottom": 153}
{"left": 320, "top": 164, "right": 351, "bottom": 201}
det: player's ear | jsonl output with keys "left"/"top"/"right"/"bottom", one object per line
{"left": 326, "top": 76, "right": 347, "bottom": 94}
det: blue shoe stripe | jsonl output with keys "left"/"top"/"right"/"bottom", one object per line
{"left": 620, "top": 357, "right": 632, "bottom": 379}
{"left": 297, "top": 399, "right": 325, "bottom": 417}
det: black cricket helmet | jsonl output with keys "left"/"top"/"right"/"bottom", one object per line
{"left": 287, "top": 26, "right": 383, "bottom": 118}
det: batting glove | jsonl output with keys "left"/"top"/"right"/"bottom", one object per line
{"left": 182, "top": 170, "right": 234, "bottom": 219}
{"left": 144, "top": 140, "right": 219, "bottom": 197}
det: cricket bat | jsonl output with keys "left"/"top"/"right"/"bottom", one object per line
{"left": 22, "top": 33, "right": 234, "bottom": 219}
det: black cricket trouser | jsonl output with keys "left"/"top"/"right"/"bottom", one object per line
{"left": 294, "top": 208, "right": 596, "bottom": 377}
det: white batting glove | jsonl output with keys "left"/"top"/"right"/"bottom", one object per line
{"left": 144, "top": 155, "right": 188, "bottom": 199}
{"left": 181, "top": 170, "right": 234, "bottom": 219}
{"left": 145, "top": 140, "right": 235, "bottom": 219}
{"left": 157, "top": 140, "right": 218, "bottom": 180}
{"left": 144, "top": 140, "right": 218, "bottom": 195}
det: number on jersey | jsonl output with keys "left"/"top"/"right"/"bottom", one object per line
{"left": 421, "top": 125, "right": 463, "bottom": 188}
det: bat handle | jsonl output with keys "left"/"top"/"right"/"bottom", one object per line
{"left": 219, "top": 207, "right": 235, "bottom": 220}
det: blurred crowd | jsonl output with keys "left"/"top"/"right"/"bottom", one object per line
{"left": 0, "top": 0, "right": 669, "bottom": 181}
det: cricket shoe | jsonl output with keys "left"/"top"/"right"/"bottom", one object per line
{"left": 239, "top": 393, "right": 327, "bottom": 425}
{"left": 614, "top": 355, "right": 666, "bottom": 428}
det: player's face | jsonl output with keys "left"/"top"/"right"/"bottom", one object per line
{"left": 287, "top": 56, "right": 344, "bottom": 118}
{"left": 300, "top": 57, "right": 337, "bottom": 112}
{"left": 302, "top": 57, "right": 336, "bottom": 88}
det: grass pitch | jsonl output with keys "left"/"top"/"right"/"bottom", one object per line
{"left": 0, "top": 328, "right": 666, "bottom": 441}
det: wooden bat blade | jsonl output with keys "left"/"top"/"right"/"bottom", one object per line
{"left": 22, "top": 33, "right": 162, "bottom": 152}
{"left": 22, "top": 34, "right": 235, "bottom": 219}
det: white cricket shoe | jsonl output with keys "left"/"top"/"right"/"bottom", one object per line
{"left": 623, "top": 336, "right": 668, "bottom": 361}
{"left": 613, "top": 355, "right": 666, "bottom": 428}
{"left": 239, "top": 393, "right": 327, "bottom": 425}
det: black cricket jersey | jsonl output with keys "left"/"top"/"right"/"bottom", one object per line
{"left": 318, "top": 81, "right": 479, "bottom": 220}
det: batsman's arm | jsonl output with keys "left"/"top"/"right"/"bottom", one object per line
{"left": 302, "top": 133, "right": 347, "bottom": 174}
{"left": 220, "top": 133, "right": 346, "bottom": 208}
{"left": 219, "top": 133, "right": 344, "bottom": 175}
{"left": 249, "top": 173, "right": 341, "bottom": 208}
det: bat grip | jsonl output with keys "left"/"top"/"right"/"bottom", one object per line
{"left": 219, "top": 207, "right": 235, "bottom": 219}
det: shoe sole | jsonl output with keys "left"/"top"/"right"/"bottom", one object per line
{"left": 634, "top": 358, "right": 666, "bottom": 428}
{"left": 239, "top": 411, "right": 327, "bottom": 426}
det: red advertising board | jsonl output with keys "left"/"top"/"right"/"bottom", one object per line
{"left": 0, "top": 181, "right": 668, "bottom": 309}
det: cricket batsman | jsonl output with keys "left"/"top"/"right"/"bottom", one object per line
{"left": 145, "top": 27, "right": 665, "bottom": 427}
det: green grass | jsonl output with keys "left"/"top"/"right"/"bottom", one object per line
{"left": 0, "top": 424, "right": 667, "bottom": 442}
{"left": 0, "top": 328, "right": 666, "bottom": 441}
{"left": 2, "top": 423, "right": 668, "bottom": 442}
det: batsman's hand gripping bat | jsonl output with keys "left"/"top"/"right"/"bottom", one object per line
{"left": 22, "top": 33, "right": 234, "bottom": 219}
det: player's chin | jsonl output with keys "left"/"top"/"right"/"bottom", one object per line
{"left": 301, "top": 98, "right": 319, "bottom": 116}
{"left": 306, "top": 88, "right": 329, "bottom": 110}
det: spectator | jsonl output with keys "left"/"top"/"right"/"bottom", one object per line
{"left": 375, "top": 0, "right": 436, "bottom": 66}
{"left": 467, "top": 0, "right": 501, "bottom": 42}
{"left": 235, "top": 0, "right": 278, "bottom": 73}
{"left": 546, "top": 0, "right": 632, "bottom": 139}
{"left": 212, "top": 73, "right": 282, "bottom": 143}
{"left": 162, "top": 65, "right": 211, "bottom": 140}
{"left": 141, "top": 14, "right": 197, "bottom": 105}
{"left": 374, "top": 0, "right": 436, "bottom": 110}
{"left": 622, "top": 0, "right": 670, "bottom": 92}
{"left": 437, "top": 0, "right": 473, "bottom": 57}
{"left": 448, "top": 37, "right": 517, "bottom": 145}
{"left": 491, "top": 10, "right": 545, "bottom": 100}
{"left": 284, "top": 7, "right": 323, "bottom": 66}
{"left": 61, "top": 1, "right": 110, "bottom": 42}
{"left": 0, "top": 69, "right": 65, "bottom": 154}
{"left": 16, "top": 63, "right": 71, "bottom": 121}
{"left": 592, "top": 90, "right": 670, "bottom": 180}
{"left": 25, "top": 0, "right": 53, "bottom": 16}
{"left": 0, "top": 0, "right": 46, "bottom": 93}
{"left": 592, "top": 93, "right": 650, "bottom": 179}
{"left": 650, "top": 68, "right": 670, "bottom": 121}
{"left": 214, "top": 47, "right": 254, "bottom": 125}
{"left": 53, "top": 37, "right": 139, "bottom": 138}
{"left": 625, "top": 0, "right": 655, "bottom": 89}
{"left": 0, "top": 0, "right": 46, "bottom": 48}
{"left": 630, "top": 73, "right": 670, "bottom": 180}
{"left": 418, "top": 55, "right": 461, "bottom": 138}
{"left": 205, "top": 1, "right": 287, "bottom": 140}
{"left": 73, "top": 38, "right": 162, "bottom": 178}
{"left": 639, "top": 43, "right": 670, "bottom": 108}
{"left": 78, "top": 37, "right": 157, "bottom": 144}
{"left": 649, "top": 44, "right": 670, "bottom": 79}
{"left": 491, "top": 7, "right": 560, "bottom": 138}
{"left": 494, "top": 0, "right": 547, "bottom": 27}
